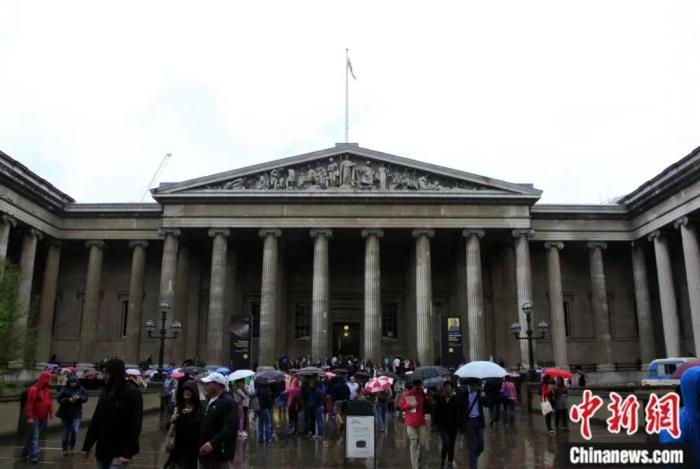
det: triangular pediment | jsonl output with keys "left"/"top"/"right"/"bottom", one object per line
{"left": 153, "top": 145, "right": 541, "bottom": 200}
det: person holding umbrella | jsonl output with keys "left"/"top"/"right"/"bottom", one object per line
{"left": 399, "top": 379, "right": 431, "bottom": 469}
{"left": 540, "top": 375, "right": 556, "bottom": 436}
{"left": 432, "top": 380, "right": 460, "bottom": 468}
{"left": 462, "top": 378, "right": 485, "bottom": 469}
{"left": 553, "top": 377, "right": 569, "bottom": 432}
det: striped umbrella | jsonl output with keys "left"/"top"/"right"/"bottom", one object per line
{"left": 364, "top": 376, "right": 393, "bottom": 393}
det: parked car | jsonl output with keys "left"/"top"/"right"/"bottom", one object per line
{"left": 641, "top": 357, "right": 695, "bottom": 386}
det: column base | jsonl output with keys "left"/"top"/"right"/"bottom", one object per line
{"left": 596, "top": 363, "right": 616, "bottom": 372}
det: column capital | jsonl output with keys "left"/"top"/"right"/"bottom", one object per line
{"left": 648, "top": 230, "right": 664, "bottom": 242}
{"left": 544, "top": 241, "right": 564, "bottom": 250}
{"left": 1, "top": 214, "right": 17, "bottom": 228}
{"left": 46, "top": 238, "right": 61, "bottom": 248}
{"left": 462, "top": 229, "right": 485, "bottom": 239}
{"left": 587, "top": 241, "right": 607, "bottom": 250}
{"left": 128, "top": 240, "right": 149, "bottom": 250}
{"left": 310, "top": 228, "right": 333, "bottom": 239}
{"left": 412, "top": 228, "right": 435, "bottom": 239}
{"left": 157, "top": 228, "right": 181, "bottom": 238}
{"left": 259, "top": 228, "right": 282, "bottom": 238}
{"left": 674, "top": 216, "right": 690, "bottom": 229}
{"left": 208, "top": 228, "right": 231, "bottom": 238}
{"left": 84, "top": 240, "right": 105, "bottom": 250}
{"left": 511, "top": 229, "right": 534, "bottom": 239}
{"left": 24, "top": 228, "right": 43, "bottom": 241}
{"left": 361, "top": 228, "right": 384, "bottom": 239}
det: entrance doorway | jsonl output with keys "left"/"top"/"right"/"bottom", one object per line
{"left": 332, "top": 322, "right": 360, "bottom": 356}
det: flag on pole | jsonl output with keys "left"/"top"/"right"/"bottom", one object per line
{"left": 347, "top": 55, "right": 356, "bottom": 80}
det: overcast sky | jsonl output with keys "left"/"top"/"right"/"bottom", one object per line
{"left": 1, "top": 1, "right": 699, "bottom": 204}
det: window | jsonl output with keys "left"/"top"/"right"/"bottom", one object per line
{"left": 119, "top": 299, "right": 129, "bottom": 337}
{"left": 563, "top": 300, "right": 571, "bottom": 338}
{"left": 250, "top": 302, "right": 260, "bottom": 338}
{"left": 382, "top": 303, "right": 398, "bottom": 339}
{"left": 294, "top": 302, "right": 311, "bottom": 339}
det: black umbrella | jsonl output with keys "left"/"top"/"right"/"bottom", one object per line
{"left": 423, "top": 376, "right": 446, "bottom": 389}
{"left": 354, "top": 371, "right": 370, "bottom": 380}
{"left": 297, "top": 366, "right": 324, "bottom": 376}
{"left": 332, "top": 368, "right": 349, "bottom": 374}
{"left": 254, "top": 369, "right": 286, "bottom": 385}
{"left": 409, "top": 366, "right": 449, "bottom": 382}
{"left": 181, "top": 366, "right": 207, "bottom": 376}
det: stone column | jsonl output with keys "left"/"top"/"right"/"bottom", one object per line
{"left": 207, "top": 229, "right": 230, "bottom": 367}
{"left": 512, "top": 229, "right": 534, "bottom": 366}
{"left": 463, "top": 229, "right": 486, "bottom": 361}
{"left": 0, "top": 214, "right": 17, "bottom": 265}
{"left": 258, "top": 229, "right": 281, "bottom": 367}
{"left": 413, "top": 229, "right": 435, "bottom": 366}
{"left": 544, "top": 242, "right": 567, "bottom": 368}
{"left": 79, "top": 240, "right": 105, "bottom": 363}
{"left": 649, "top": 231, "right": 682, "bottom": 357}
{"left": 157, "top": 228, "right": 180, "bottom": 308}
{"left": 35, "top": 240, "right": 61, "bottom": 363}
{"left": 630, "top": 242, "right": 656, "bottom": 368}
{"left": 675, "top": 217, "right": 700, "bottom": 356}
{"left": 17, "top": 229, "right": 42, "bottom": 328}
{"left": 310, "top": 229, "right": 332, "bottom": 362}
{"left": 124, "top": 241, "right": 148, "bottom": 366}
{"left": 362, "top": 229, "right": 383, "bottom": 365}
{"left": 588, "top": 242, "right": 614, "bottom": 371}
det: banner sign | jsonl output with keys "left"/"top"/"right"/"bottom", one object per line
{"left": 230, "top": 315, "right": 251, "bottom": 370}
{"left": 441, "top": 315, "right": 463, "bottom": 368}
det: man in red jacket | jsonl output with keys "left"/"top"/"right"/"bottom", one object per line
{"left": 22, "top": 371, "right": 54, "bottom": 463}
{"left": 399, "top": 380, "right": 431, "bottom": 469}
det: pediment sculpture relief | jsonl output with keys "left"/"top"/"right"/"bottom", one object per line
{"left": 207, "top": 156, "right": 482, "bottom": 191}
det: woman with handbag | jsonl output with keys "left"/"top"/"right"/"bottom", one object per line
{"left": 540, "top": 375, "right": 555, "bottom": 436}
{"left": 165, "top": 381, "right": 202, "bottom": 469}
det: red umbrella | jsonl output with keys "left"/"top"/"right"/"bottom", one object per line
{"left": 543, "top": 368, "right": 573, "bottom": 379}
{"left": 672, "top": 359, "right": 700, "bottom": 379}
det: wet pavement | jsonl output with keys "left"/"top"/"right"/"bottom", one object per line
{"left": 0, "top": 406, "right": 649, "bottom": 468}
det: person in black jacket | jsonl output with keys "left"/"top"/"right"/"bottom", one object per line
{"left": 56, "top": 375, "right": 89, "bottom": 456}
{"left": 432, "top": 381, "right": 460, "bottom": 468}
{"left": 81, "top": 358, "right": 143, "bottom": 468}
{"left": 199, "top": 372, "right": 237, "bottom": 469}
{"left": 461, "top": 378, "right": 486, "bottom": 469}
{"left": 166, "top": 381, "right": 202, "bottom": 469}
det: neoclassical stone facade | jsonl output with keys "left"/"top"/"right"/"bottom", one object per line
{"left": 2, "top": 143, "right": 700, "bottom": 370}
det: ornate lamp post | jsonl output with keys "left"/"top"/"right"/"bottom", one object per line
{"left": 510, "top": 302, "right": 549, "bottom": 380}
{"left": 144, "top": 301, "right": 182, "bottom": 373}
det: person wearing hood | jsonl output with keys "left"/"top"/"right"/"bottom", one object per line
{"left": 22, "top": 371, "right": 54, "bottom": 464}
{"left": 660, "top": 366, "right": 700, "bottom": 467}
{"left": 81, "top": 358, "right": 143, "bottom": 468}
{"left": 166, "top": 381, "right": 202, "bottom": 469}
{"left": 283, "top": 375, "right": 302, "bottom": 435}
{"left": 57, "top": 375, "right": 89, "bottom": 456}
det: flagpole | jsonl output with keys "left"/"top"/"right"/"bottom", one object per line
{"left": 345, "top": 48, "right": 349, "bottom": 143}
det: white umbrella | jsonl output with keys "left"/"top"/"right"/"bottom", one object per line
{"left": 228, "top": 369, "right": 255, "bottom": 382}
{"left": 455, "top": 361, "right": 507, "bottom": 379}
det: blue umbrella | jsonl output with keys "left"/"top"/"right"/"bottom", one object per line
{"left": 216, "top": 367, "right": 231, "bottom": 375}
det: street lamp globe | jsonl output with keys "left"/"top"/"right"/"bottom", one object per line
{"left": 521, "top": 303, "right": 534, "bottom": 316}
{"left": 537, "top": 320, "right": 549, "bottom": 335}
{"left": 510, "top": 322, "right": 522, "bottom": 336}
{"left": 145, "top": 319, "right": 156, "bottom": 333}
{"left": 160, "top": 301, "right": 171, "bottom": 312}
{"left": 171, "top": 321, "right": 182, "bottom": 336}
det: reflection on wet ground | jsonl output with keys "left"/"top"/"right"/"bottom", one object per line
{"left": 0, "top": 406, "right": 649, "bottom": 468}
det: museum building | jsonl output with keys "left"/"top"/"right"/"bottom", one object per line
{"left": 1, "top": 143, "right": 699, "bottom": 371}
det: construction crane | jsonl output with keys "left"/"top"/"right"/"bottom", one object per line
{"left": 140, "top": 153, "right": 172, "bottom": 202}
